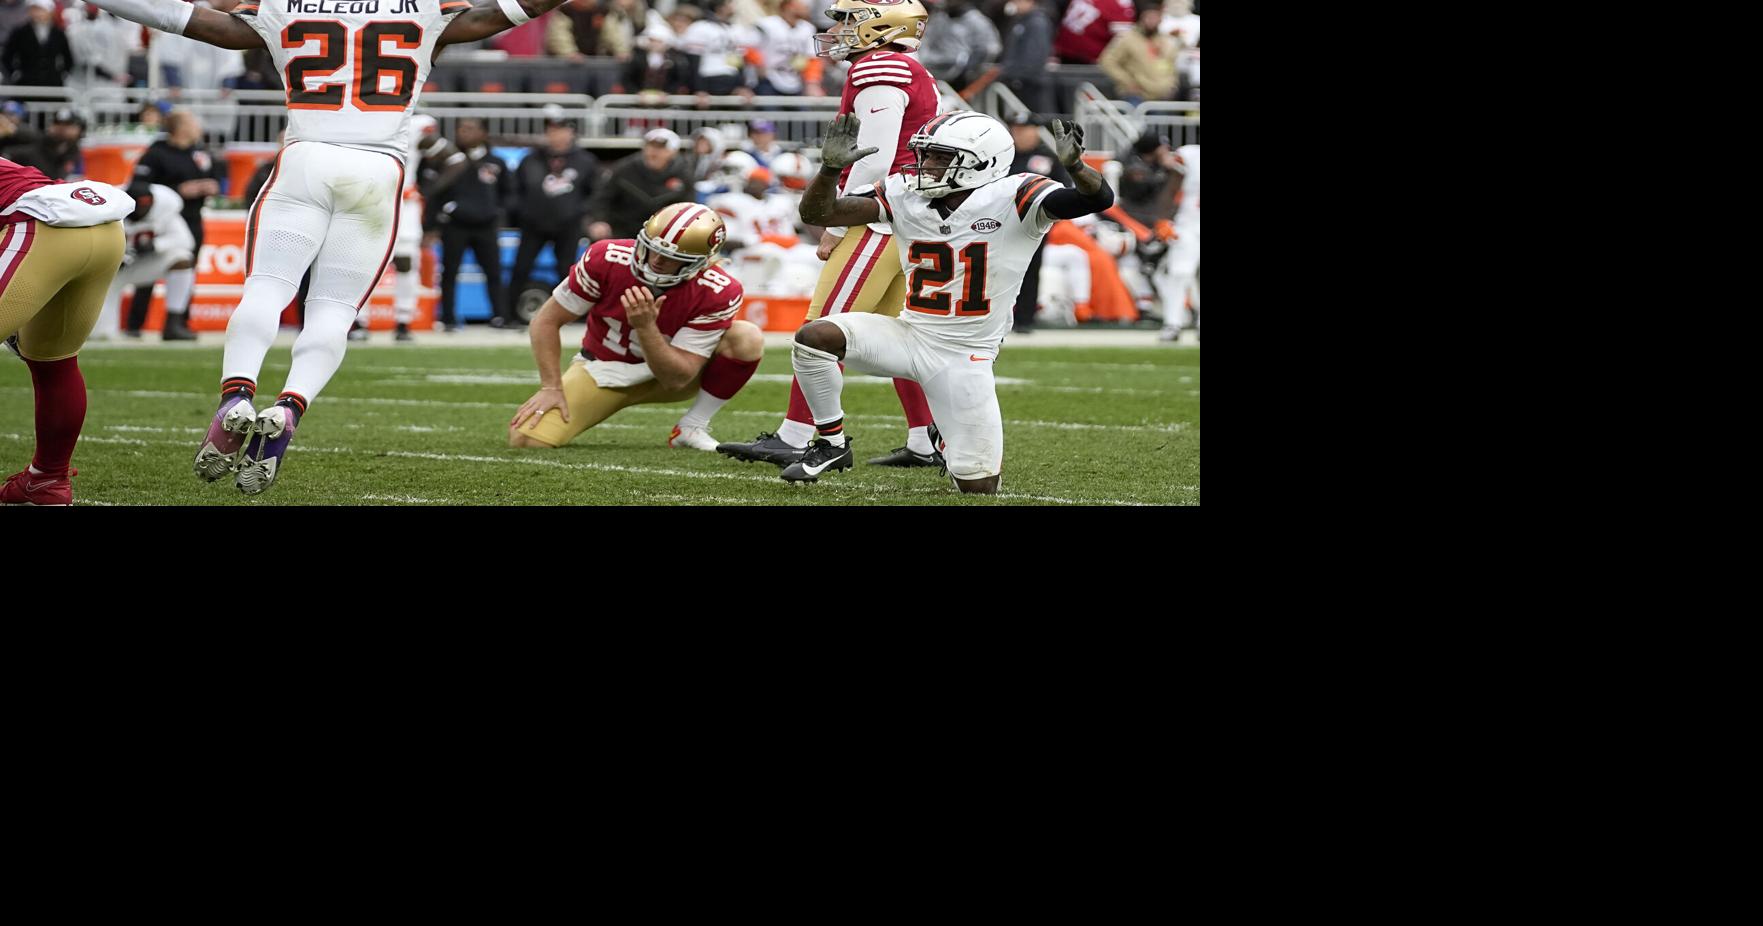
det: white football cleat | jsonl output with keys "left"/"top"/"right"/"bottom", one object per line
{"left": 668, "top": 425, "right": 720, "bottom": 452}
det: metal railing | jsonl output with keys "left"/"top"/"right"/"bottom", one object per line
{"left": 1074, "top": 82, "right": 1143, "bottom": 157}
{"left": 1134, "top": 100, "right": 1200, "bottom": 149}
{"left": 5, "top": 84, "right": 1196, "bottom": 158}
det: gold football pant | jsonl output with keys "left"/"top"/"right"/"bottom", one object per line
{"left": 517, "top": 358, "right": 702, "bottom": 448}
{"left": 0, "top": 221, "right": 126, "bottom": 360}
{"left": 808, "top": 226, "right": 905, "bottom": 320}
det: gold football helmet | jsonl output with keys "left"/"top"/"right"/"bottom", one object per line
{"left": 635, "top": 203, "right": 728, "bottom": 287}
{"left": 814, "top": 0, "right": 929, "bottom": 61}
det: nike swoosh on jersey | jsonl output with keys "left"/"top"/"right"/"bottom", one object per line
{"left": 870, "top": 107, "right": 887, "bottom": 113}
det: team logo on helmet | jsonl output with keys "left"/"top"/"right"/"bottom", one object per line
{"left": 971, "top": 219, "right": 1002, "bottom": 233}
{"left": 710, "top": 225, "right": 726, "bottom": 250}
{"left": 70, "top": 187, "right": 106, "bottom": 206}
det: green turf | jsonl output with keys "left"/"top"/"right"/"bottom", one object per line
{"left": 0, "top": 342, "right": 1199, "bottom": 505}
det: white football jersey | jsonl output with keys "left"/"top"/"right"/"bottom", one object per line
{"left": 236, "top": 0, "right": 469, "bottom": 159}
{"left": 876, "top": 171, "right": 1062, "bottom": 349}
{"left": 1175, "top": 144, "right": 1199, "bottom": 216}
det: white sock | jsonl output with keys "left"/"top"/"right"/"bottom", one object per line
{"left": 777, "top": 418, "right": 816, "bottom": 448}
{"left": 791, "top": 340, "right": 844, "bottom": 433}
{"left": 820, "top": 428, "right": 846, "bottom": 447}
{"left": 163, "top": 267, "right": 194, "bottom": 316}
{"left": 906, "top": 425, "right": 932, "bottom": 455}
{"left": 394, "top": 267, "right": 417, "bottom": 324}
{"left": 677, "top": 389, "right": 726, "bottom": 432}
{"left": 282, "top": 299, "right": 357, "bottom": 403}
{"left": 222, "top": 275, "right": 299, "bottom": 383}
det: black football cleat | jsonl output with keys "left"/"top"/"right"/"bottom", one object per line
{"left": 780, "top": 438, "right": 855, "bottom": 484}
{"left": 867, "top": 423, "right": 945, "bottom": 469}
{"left": 716, "top": 431, "right": 808, "bottom": 466}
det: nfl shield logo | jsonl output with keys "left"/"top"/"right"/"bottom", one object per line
{"left": 939, "top": 224, "right": 951, "bottom": 234}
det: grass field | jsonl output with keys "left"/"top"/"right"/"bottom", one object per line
{"left": 0, "top": 339, "right": 1199, "bottom": 506}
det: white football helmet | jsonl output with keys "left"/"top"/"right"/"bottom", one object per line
{"left": 713, "top": 150, "right": 759, "bottom": 186}
{"left": 904, "top": 112, "right": 1014, "bottom": 199}
{"left": 770, "top": 151, "right": 814, "bottom": 191}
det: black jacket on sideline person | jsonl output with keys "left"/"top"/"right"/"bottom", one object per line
{"left": 432, "top": 144, "right": 512, "bottom": 228}
{"left": 2, "top": 20, "right": 72, "bottom": 86}
{"left": 587, "top": 152, "right": 694, "bottom": 241}
{"left": 512, "top": 145, "right": 601, "bottom": 235}
{"left": 134, "top": 138, "right": 224, "bottom": 249}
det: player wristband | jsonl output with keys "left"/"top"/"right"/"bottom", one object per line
{"left": 496, "top": 0, "right": 532, "bottom": 25}
{"left": 89, "top": 0, "right": 194, "bottom": 35}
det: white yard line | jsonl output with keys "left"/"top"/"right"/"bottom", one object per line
{"left": 1, "top": 432, "right": 1173, "bottom": 505}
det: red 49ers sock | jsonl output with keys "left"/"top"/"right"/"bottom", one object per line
{"left": 894, "top": 378, "right": 933, "bottom": 429}
{"left": 678, "top": 353, "right": 759, "bottom": 431}
{"left": 25, "top": 356, "right": 85, "bottom": 477}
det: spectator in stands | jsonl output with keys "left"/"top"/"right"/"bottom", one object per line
{"left": 136, "top": 99, "right": 169, "bottom": 130}
{"left": 3, "top": 0, "right": 73, "bottom": 87}
{"left": 597, "top": 0, "right": 666, "bottom": 61}
{"left": 665, "top": 3, "right": 701, "bottom": 41}
{"left": 1053, "top": 0, "right": 1135, "bottom": 66}
{"left": 0, "top": 0, "right": 31, "bottom": 50}
{"left": 586, "top": 127, "right": 693, "bottom": 240}
{"left": 618, "top": 25, "right": 696, "bottom": 95}
{"left": 1005, "top": 111, "right": 1068, "bottom": 333}
{"left": 156, "top": 1, "right": 245, "bottom": 90}
{"left": 511, "top": 112, "right": 602, "bottom": 323}
{"left": 66, "top": 5, "right": 137, "bottom": 89}
{"left": 687, "top": 126, "right": 727, "bottom": 184}
{"left": 981, "top": 0, "right": 1054, "bottom": 114}
{"left": 233, "top": 44, "right": 282, "bottom": 91}
{"left": 546, "top": 0, "right": 603, "bottom": 59}
{"left": 131, "top": 108, "right": 223, "bottom": 341}
{"left": 753, "top": 0, "right": 820, "bottom": 97}
{"left": 6, "top": 106, "right": 84, "bottom": 180}
{"left": 742, "top": 119, "right": 782, "bottom": 167}
{"left": 1099, "top": 2, "right": 1178, "bottom": 106}
{"left": 1118, "top": 131, "right": 1180, "bottom": 229}
{"left": 434, "top": 118, "right": 515, "bottom": 330}
{"left": 0, "top": 100, "right": 41, "bottom": 159}
{"left": 680, "top": 0, "right": 755, "bottom": 101}
{"left": 918, "top": 0, "right": 1000, "bottom": 93}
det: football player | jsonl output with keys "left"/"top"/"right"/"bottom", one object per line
{"left": 1160, "top": 143, "right": 1199, "bottom": 341}
{"left": 509, "top": 203, "right": 763, "bottom": 452}
{"left": 716, "top": 0, "right": 945, "bottom": 470}
{"left": 786, "top": 112, "right": 1114, "bottom": 493}
{"left": 90, "top": 181, "right": 197, "bottom": 343}
{"left": 0, "top": 156, "right": 134, "bottom": 505}
{"left": 85, "top": 0, "right": 568, "bottom": 496}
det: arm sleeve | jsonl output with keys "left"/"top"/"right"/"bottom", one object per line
{"left": 842, "top": 84, "right": 907, "bottom": 196}
{"left": 1037, "top": 182, "right": 1115, "bottom": 228}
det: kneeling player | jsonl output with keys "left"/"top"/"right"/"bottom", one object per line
{"left": 1, "top": 156, "right": 133, "bottom": 505}
{"left": 786, "top": 113, "right": 1113, "bottom": 494}
{"left": 91, "top": 182, "right": 196, "bottom": 342}
{"left": 510, "top": 203, "right": 761, "bottom": 449}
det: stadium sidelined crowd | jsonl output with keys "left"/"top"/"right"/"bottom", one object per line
{"left": 0, "top": 0, "right": 1198, "bottom": 505}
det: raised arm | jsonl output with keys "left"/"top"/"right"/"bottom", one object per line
{"left": 1035, "top": 119, "right": 1115, "bottom": 222}
{"left": 439, "top": 0, "right": 569, "bottom": 48}
{"left": 798, "top": 114, "right": 882, "bottom": 228}
{"left": 86, "top": 0, "right": 262, "bottom": 50}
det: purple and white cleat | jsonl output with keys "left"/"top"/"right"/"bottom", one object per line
{"left": 235, "top": 405, "right": 298, "bottom": 496}
{"left": 194, "top": 395, "right": 259, "bottom": 482}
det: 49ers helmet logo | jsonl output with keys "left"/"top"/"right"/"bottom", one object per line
{"left": 710, "top": 225, "right": 727, "bottom": 250}
{"left": 71, "top": 187, "right": 106, "bottom": 206}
